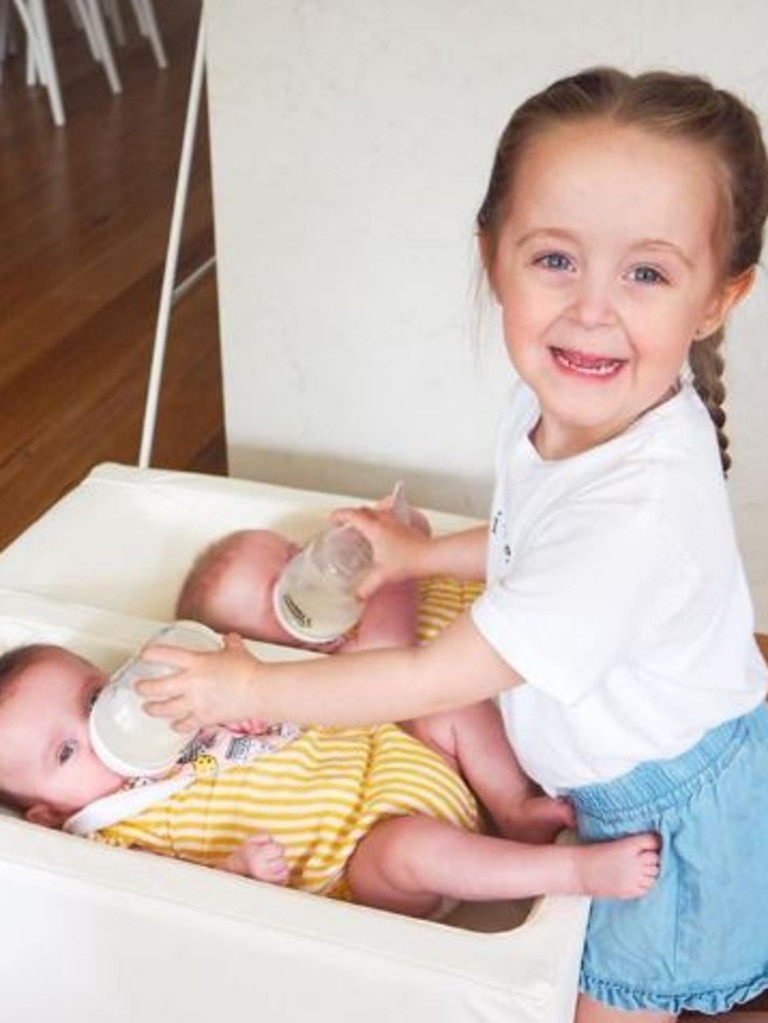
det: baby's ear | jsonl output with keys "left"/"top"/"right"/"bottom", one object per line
{"left": 25, "top": 803, "right": 67, "bottom": 829}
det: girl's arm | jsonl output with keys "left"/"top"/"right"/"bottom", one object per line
{"left": 139, "top": 611, "right": 522, "bottom": 734}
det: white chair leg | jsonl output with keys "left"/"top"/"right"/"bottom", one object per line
{"left": 76, "top": 0, "right": 121, "bottom": 93}
{"left": 12, "top": 0, "right": 65, "bottom": 125}
{"left": 100, "top": 0, "right": 125, "bottom": 46}
{"left": 0, "top": 0, "right": 9, "bottom": 82}
{"left": 130, "top": 0, "right": 166, "bottom": 68}
{"left": 3, "top": 0, "right": 19, "bottom": 58}
{"left": 65, "top": 0, "right": 83, "bottom": 30}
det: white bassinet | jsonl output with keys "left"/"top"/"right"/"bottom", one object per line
{"left": 0, "top": 462, "right": 589, "bottom": 1023}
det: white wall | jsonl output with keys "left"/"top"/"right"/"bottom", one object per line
{"left": 203, "top": 0, "right": 768, "bottom": 628}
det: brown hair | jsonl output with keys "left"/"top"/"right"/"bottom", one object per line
{"left": 0, "top": 644, "right": 57, "bottom": 704}
{"left": 477, "top": 67, "right": 768, "bottom": 473}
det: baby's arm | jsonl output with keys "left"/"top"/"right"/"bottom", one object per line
{"left": 219, "top": 833, "right": 290, "bottom": 886}
{"left": 95, "top": 829, "right": 290, "bottom": 886}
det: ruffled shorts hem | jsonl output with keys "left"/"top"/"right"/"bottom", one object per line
{"left": 580, "top": 969, "right": 768, "bottom": 1015}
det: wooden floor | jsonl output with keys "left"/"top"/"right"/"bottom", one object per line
{"left": 0, "top": 0, "right": 224, "bottom": 553}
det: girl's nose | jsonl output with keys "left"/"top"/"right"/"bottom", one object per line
{"left": 570, "top": 275, "right": 617, "bottom": 328}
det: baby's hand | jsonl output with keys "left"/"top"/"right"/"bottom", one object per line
{"left": 220, "top": 833, "right": 290, "bottom": 886}
{"left": 137, "top": 634, "right": 260, "bottom": 733}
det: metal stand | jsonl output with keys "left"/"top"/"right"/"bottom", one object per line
{"left": 138, "top": 9, "right": 214, "bottom": 468}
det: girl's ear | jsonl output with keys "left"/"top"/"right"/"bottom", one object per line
{"left": 697, "top": 267, "right": 757, "bottom": 339}
{"left": 25, "top": 803, "right": 67, "bottom": 829}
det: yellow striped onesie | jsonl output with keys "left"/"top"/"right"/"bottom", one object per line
{"left": 94, "top": 722, "right": 477, "bottom": 899}
{"left": 92, "top": 577, "right": 484, "bottom": 901}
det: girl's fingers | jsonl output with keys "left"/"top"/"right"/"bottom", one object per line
{"left": 140, "top": 643, "right": 197, "bottom": 667}
{"left": 172, "top": 713, "right": 201, "bottom": 734}
{"left": 141, "top": 693, "right": 192, "bottom": 720}
{"left": 331, "top": 506, "right": 378, "bottom": 533}
{"left": 135, "top": 675, "right": 188, "bottom": 699}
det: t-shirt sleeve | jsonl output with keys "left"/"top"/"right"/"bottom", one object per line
{"left": 472, "top": 503, "right": 699, "bottom": 705}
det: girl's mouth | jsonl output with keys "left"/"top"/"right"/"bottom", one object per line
{"left": 551, "top": 346, "right": 626, "bottom": 378}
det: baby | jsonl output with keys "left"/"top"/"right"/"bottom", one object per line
{"left": 176, "top": 527, "right": 414, "bottom": 652}
{"left": 0, "top": 642, "right": 659, "bottom": 918}
{"left": 175, "top": 490, "right": 442, "bottom": 654}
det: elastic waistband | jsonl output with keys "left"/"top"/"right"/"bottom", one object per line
{"left": 569, "top": 702, "right": 768, "bottom": 822}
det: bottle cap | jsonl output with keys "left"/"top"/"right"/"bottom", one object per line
{"left": 272, "top": 566, "right": 356, "bottom": 644}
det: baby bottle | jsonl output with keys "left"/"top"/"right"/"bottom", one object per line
{"left": 273, "top": 482, "right": 408, "bottom": 645}
{"left": 89, "top": 621, "right": 222, "bottom": 777}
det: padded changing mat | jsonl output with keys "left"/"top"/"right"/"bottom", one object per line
{"left": 0, "top": 463, "right": 589, "bottom": 1023}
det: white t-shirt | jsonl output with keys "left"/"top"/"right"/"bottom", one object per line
{"left": 472, "top": 381, "right": 767, "bottom": 793}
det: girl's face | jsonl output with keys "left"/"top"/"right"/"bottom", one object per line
{"left": 487, "top": 119, "right": 745, "bottom": 459}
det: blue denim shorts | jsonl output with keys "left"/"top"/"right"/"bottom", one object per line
{"left": 568, "top": 702, "right": 768, "bottom": 1015}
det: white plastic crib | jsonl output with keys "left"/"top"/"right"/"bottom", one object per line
{"left": 0, "top": 463, "right": 590, "bottom": 1022}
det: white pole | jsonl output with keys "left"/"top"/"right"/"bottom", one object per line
{"left": 138, "top": 9, "right": 206, "bottom": 469}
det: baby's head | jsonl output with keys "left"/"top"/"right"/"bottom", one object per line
{"left": 477, "top": 67, "right": 768, "bottom": 470}
{"left": 0, "top": 644, "right": 123, "bottom": 827}
{"left": 177, "top": 529, "right": 301, "bottom": 645}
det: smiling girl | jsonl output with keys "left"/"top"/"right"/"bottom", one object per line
{"left": 140, "top": 68, "right": 768, "bottom": 1022}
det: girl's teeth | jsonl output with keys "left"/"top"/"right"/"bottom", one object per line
{"left": 553, "top": 348, "right": 623, "bottom": 376}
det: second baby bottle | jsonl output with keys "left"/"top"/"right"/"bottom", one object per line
{"left": 89, "top": 621, "right": 221, "bottom": 777}
{"left": 273, "top": 482, "right": 409, "bottom": 646}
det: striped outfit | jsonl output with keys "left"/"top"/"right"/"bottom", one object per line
{"left": 415, "top": 576, "right": 484, "bottom": 644}
{"left": 94, "top": 722, "right": 479, "bottom": 899}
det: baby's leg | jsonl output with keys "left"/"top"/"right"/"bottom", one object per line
{"left": 343, "top": 578, "right": 420, "bottom": 651}
{"left": 220, "top": 833, "right": 290, "bottom": 886}
{"left": 405, "top": 701, "right": 575, "bottom": 843}
{"left": 346, "top": 815, "right": 660, "bottom": 917}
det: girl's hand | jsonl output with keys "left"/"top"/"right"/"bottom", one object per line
{"left": 332, "top": 505, "right": 432, "bottom": 598}
{"left": 136, "top": 634, "right": 260, "bottom": 733}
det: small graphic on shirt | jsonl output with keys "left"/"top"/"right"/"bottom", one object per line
{"left": 175, "top": 723, "right": 303, "bottom": 774}
{"left": 191, "top": 753, "right": 218, "bottom": 778}
{"left": 490, "top": 507, "right": 513, "bottom": 567}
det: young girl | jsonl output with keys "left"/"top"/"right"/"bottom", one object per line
{"left": 139, "top": 67, "right": 768, "bottom": 1021}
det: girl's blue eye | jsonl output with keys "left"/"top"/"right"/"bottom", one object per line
{"left": 629, "top": 265, "right": 667, "bottom": 285}
{"left": 536, "top": 252, "right": 573, "bottom": 272}
{"left": 58, "top": 740, "right": 77, "bottom": 766}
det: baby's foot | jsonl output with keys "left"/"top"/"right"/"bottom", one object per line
{"left": 497, "top": 794, "right": 577, "bottom": 844}
{"left": 573, "top": 832, "right": 661, "bottom": 899}
{"left": 221, "top": 833, "right": 290, "bottom": 886}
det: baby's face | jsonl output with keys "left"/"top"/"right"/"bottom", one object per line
{"left": 0, "top": 649, "right": 123, "bottom": 821}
